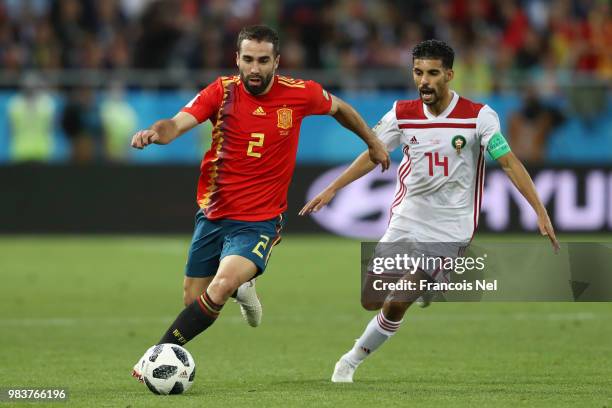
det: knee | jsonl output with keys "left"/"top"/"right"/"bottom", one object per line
{"left": 361, "top": 299, "right": 383, "bottom": 311}
{"left": 207, "top": 275, "right": 240, "bottom": 302}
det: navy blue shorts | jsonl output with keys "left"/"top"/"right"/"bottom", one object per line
{"left": 185, "top": 210, "right": 284, "bottom": 278}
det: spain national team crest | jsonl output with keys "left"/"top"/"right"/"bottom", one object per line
{"left": 277, "top": 108, "right": 293, "bottom": 130}
{"left": 452, "top": 135, "right": 467, "bottom": 154}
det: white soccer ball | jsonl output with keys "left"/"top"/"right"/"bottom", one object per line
{"left": 141, "top": 343, "right": 196, "bottom": 395}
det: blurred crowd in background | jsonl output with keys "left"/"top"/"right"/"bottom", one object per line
{"left": 1, "top": 0, "right": 610, "bottom": 83}
{"left": 0, "top": 0, "right": 610, "bottom": 165}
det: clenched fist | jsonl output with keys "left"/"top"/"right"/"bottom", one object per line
{"left": 131, "top": 129, "right": 161, "bottom": 149}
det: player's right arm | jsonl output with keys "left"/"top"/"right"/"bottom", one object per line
{"left": 299, "top": 108, "right": 401, "bottom": 215}
{"left": 131, "top": 112, "right": 198, "bottom": 149}
{"left": 328, "top": 95, "right": 390, "bottom": 171}
{"left": 299, "top": 151, "right": 376, "bottom": 215}
{"left": 132, "top": 78, "right": 224, "bottom": 149}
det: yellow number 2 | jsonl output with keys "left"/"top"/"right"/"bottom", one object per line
{"left": 247, "top": 133, "right": 265, "bottom": 158}
{"left": 252, "top": 235, "right": 270, "bottom": 258}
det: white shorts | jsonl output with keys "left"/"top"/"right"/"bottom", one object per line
{"left": 377, "top": 217, "right": 468, "bottom": 284}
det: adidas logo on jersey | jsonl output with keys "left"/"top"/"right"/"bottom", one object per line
{"left": 409, "top": 136, "right": 419, "bottom": 144}
{"left": 252, "top": 106, "right": 266, "bottom": 116}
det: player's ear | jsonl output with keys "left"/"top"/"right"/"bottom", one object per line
{"left": 274, "top": 54, "right": 280, "bottom": 70}
{"left": 446, "top": 68, "right": 454, "bottom": 82}
{"left": 236, "top": 52, "right": 240, "bottom": 68}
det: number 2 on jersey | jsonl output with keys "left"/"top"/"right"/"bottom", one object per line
{"left": 424, "top": 152, "right": 448, "bottom": 176}
{"left": 247, "top": 133, "right": 265, "bottom": 158}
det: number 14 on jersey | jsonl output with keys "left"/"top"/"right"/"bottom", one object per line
{"left": 424, "top": 152, "right": 448, "bottom": 176}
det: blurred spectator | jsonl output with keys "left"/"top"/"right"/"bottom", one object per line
{"left": 31, "top": 17, "right": 62, "bottom": 70}
{"left": 452, "top": 43, "right": 493, "bottom": 96}
{"left": 508, "top": 87, "right": 564, "bottom": 163}
{"left": 0, "top": 0, "right": 609, "bottom": 166}
{"left": 588, "top": 1, "right": 612, "bottom": 80}
{"left": 567, "top": 81, "right": 608, "bottom": 124}
{"left": 0, "top": 0, "right": 607, "bottom": 79}
{"left": 7, "top": 73, "right": 55, "bottom": 162}
{"left": 132, "top": 0, "right": 186, "bottom": 68}
{"left": 100, "top": 81, "right": 137, "bottom": 162}
{"left": 60, "top": 86, "right": 102, "bottom": 163}
{"left": 50, "top": 0, "right": 87, "bottom": 68}
{"left": 280, "top": 28, "right": 306, "bottom": 69}
{"left": 119, "top": 0, "right": 156, "bottom": 19}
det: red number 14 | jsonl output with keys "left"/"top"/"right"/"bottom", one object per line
{"left": 424, "top": 152, "right": 448, "bottom": 176}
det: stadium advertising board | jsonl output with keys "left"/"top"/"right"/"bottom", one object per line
{"left": 0, "top": 165, "right": 610, "bottom": 234}
{"left": 302, "top": 165, "right": 612, "bottom": 237}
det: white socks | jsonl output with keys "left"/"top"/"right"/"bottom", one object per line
{"left": 344, "top": 310, "right": 402, "bottom": 366}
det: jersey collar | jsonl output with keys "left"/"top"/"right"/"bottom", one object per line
{"left": 422, "top": 90, "right": 459, "bottom": 119}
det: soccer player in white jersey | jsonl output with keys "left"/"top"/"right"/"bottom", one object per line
{"left": 300, "top": 39, "right": 559, "bottom": 383}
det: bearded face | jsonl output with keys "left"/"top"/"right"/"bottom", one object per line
{"left": 236, "top": 39, "right": 279, "bottom": 96}
{"left": 412, "top": 59, "right": 453, "bottom": 107}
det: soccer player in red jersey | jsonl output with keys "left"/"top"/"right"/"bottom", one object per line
{"left": 129, "top": 25, "right": 390, "bottom": 379}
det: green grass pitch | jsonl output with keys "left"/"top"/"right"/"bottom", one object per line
{"left": 1, "top": 234, "right": 611, "bottom": 407}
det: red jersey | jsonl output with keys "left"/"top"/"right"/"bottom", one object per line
{"left": 181, "top": 75, "right": 333, "bottom": 221}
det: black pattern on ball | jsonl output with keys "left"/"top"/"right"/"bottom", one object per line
{"left": 152, "top": 365, "right": 178, "bottom": 379}
{"left": 169, "top": 382, "right": 184, "bottom": 395}
{"left": 149, "top": 344, "right": 164, "bottom": 362}
{"left": 188, "top": 366, "right": 196, "bottom": 382}
{"left": 171, "top": 346, "right": 190, "bottom": 366}
{"left": 144, "top": 377, "right": 161, "bottom": 395}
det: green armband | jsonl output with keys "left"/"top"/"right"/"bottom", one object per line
{"left": 486, "top": 132, "right": 511, "bottom": 160}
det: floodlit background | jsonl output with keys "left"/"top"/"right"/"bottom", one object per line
{"left": 0, "top": 1, "right": 611, "bottom": 407}
{"left": 1, "top": 0, "right": 610, "bottom": 164}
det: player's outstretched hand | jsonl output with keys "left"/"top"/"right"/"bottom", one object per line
{"left": 299, "top": 188, "right": 336, "bottom": 215}
{"left": 131, "top": 129, "right": 161, "bottom": 149}
{"left": 368, "top": 140, "right": 390, "bottom": 172}
{"left": 538, "top": 212, "right": 560, "bottom": 254}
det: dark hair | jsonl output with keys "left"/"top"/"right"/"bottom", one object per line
{"left": 236, "top": 25, "right": 280, "bottom": 56}
{"left": 411, "top": 39, "right": 455, "bottom": 69}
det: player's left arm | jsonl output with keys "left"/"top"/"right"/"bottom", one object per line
{"left": 480, "top": 105, "right": 559, "bottom": 252}
{"left": 496, "top": 150, "right": 559, "bottom": 252}
{"left": 329, "top": 95, "right": 390, "bottom": 171}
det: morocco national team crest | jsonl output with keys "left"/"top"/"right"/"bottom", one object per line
{"left": 277, "top": 108, "right": 293, "bottom": 130}
{"left": 452, "top": 135, "right": 467, "bottom": 154}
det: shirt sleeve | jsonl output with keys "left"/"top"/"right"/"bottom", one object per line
{"left": 476, "top": 105, "right": 501, "bottom": 148}
{"left": 180, "top": 78, "right": 224, "bottom": 123}
{"left": 303, "top": 80, "right": 333, "bottom": 116}
{"left": 373, "top": 103, "right": 402, "bottom": 152}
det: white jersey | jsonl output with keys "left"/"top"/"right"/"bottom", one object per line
{"left": 374, "top": 91, "right": 501, "bottom": 243}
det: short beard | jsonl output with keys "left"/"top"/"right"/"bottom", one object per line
{"left": 241, "top": 72, "right": 273, "bottom": 95}
{"left": 420, "top": 91, "right": 438, "bottom": 105}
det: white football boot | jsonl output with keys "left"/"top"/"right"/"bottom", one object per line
{"left": 131, "top": 345, "right": 154, "bottom": 383}
{"left": 131, "top": 361, "right": 144, "bottom": 383}
{"left": 235, "top": 279, "right": 262, "bottom": 327}
{"left": 331, "top": 355, "right": 359, "bottom": 383}
{"left": 131, "top": 354, "right": 146, "bottom": 383}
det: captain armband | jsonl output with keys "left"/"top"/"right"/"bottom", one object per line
{"left": 486, "top": 132, "right": 511, "bottom": 160}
